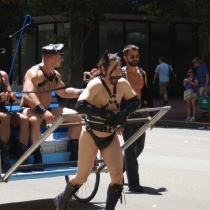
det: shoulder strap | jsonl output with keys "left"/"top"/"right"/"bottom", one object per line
{"left": 121, "top": 67, "right": 126, "bottom": 79}
{"left": 38, "top": 65, "right": 48, "bottom": 78}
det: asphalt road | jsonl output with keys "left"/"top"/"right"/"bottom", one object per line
{"left": 0, "top": 127, "right": 210, "bottom": 210}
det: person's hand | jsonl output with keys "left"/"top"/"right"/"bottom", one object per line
{"left": 153, "top": 80, "right": 155, "bottom": 85}
{"left": 10, "top": 92, "right": 18, "bottom": 100}
{"left": 114, "top": 111, "right": 127, "bottom": 127}
{"left": 203, "top": 86, "right": 207, "bottom": 92}
{"left": 0, "top": 92, "right": 7, "bottom": 101}
{"left": 42, "top": 110, "right": 55, "bottom": 125}
{"left": 101, "top": 110, "right": 115, "bottom": 125}
{"left": 116, "top": 127, "right": 124, "bottom": 135}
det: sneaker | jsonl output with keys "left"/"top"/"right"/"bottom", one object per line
{"left": 185, "top": 116, "right": 191, "bottom": 121}
{"left": 189, "top": 117, "right": 196, "bottom": 122}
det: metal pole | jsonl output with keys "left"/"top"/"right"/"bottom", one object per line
{"left": 97, "top": 106, "right": 171, "bottom": 172}
{"left": 0, "top": 150, "right": 2, "bottom": 182}
{"left": 2, "top": 114, "right": 72, "bottom": 182}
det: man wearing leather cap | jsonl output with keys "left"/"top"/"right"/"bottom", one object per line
{"left": 20, "top": 43, "right": 82, "bottom": 167}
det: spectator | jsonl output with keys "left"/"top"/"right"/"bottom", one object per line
{"left": 192, "top": 57, "right": 210, "bottom": 121}
{"left": 153, "top": 56, "right": 173, "bottom": 106}
{"left": 0, "top": 70, "right": 29, "bottom": 173}
{"left": 122, "top": 44, "right": 154, "bottom": 192}
{"left": 20, "top": 44, "right": 82, "bottom": 168}
{"left": 183, "top": 67, "right": 199, "bottom": 122}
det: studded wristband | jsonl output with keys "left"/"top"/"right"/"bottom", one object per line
{"left": 35, "top": 104, "right": 47, "bottom": 114}
{"left": 77, "top": 89, "right": 84, "bottom": 96}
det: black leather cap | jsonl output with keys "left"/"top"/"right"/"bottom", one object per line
{"left": 42, "top": 43, "right": 64, "bottom": 54}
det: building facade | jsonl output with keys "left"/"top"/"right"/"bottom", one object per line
{"left": 0, "top": 2, "right": 204, "bottom": 95}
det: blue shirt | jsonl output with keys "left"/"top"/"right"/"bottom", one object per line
{"left": 155, "top": 62, "right": 173, "bottom": 82}
{"left": 194, "top": 63, "right": 210, "bottom": 87}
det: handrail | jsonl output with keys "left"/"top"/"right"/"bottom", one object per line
{"left": 2, "top": 113, "right": 71, "bottom": 182}
{"left": 97, "top": 106, "right": 171, "bottom": 172}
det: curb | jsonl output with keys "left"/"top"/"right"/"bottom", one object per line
{"left": 156, "top": 120, "right": 210, "bottom": 130}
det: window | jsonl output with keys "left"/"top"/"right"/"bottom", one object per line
{"left": 99, "top": 21, "right": 123, "bottom": 55}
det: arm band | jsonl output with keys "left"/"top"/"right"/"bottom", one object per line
{"left": 77, "top": 89, "right": 84, "bottom": 96}
{"left": 35, "top": 104, "right": 47, "bottom": 114}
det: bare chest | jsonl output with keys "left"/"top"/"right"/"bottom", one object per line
{"left": 93, "top": 86, "right": 124, "bottom": 111}
{"left": 126, "top": 73, "right": 144, "bottom": 90}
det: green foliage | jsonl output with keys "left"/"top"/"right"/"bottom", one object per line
{"left": 139, "top": 0, "right": 210, "bottom": 62}
{"left": 0, "top": 0, "right": 25, "bottom": 35}
{"left": 17, "top": 0, "right": 123, "bottom": 83}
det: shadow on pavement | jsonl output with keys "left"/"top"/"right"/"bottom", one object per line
{"left": 0, "top": 199, "right": 104, "bottom": 210}
{"left": 125, "top": 186, "right": 167, "bottom": 195}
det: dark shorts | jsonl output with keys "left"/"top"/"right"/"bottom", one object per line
{"left": 159, "top": 82, "right": 169, "bottom": 96}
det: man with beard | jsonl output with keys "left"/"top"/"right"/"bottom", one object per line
{"left": 54, "top": 51, "right": 140, "bottom": 210}
{"left": 121, "top": 44, "right": 154, "bottom": 192}
{"left": 20, "top": 44, "right": 82, "bottom": 168}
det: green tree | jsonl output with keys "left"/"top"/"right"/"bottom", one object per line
{"left": 18, "top": 0, "right": 123, "bottom": 84}
{"left": 139, "top": 0, "right": 210, "bottom": 63}
{"left": 0, "top": 0, "right": 25, "bottom": 36}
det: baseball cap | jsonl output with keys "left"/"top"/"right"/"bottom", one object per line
{"left": 192, "top": 57, "right": 201, "bottom": 63}
{"left": 42, "top": 43, "right": 64, "bottom": 55}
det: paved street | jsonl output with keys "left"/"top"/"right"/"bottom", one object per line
{"left": 0, "top": 127, "right": 210, "bottom": 210}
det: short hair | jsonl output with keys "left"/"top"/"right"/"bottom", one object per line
{"left": 187, "top": 67, "right": 195, "bottom": 74}
{"left": 123, "top": 45, "right": 139, "bottom": 56}
{"left": 159, "top": 56, "right": 165, "bottom": 62}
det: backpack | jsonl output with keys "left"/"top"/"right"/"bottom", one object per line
{"left": 168, "top": 64, "right": 177, "bottom": 86}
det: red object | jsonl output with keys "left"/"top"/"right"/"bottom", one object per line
{"left": 90, "top": 68, "right": 98, "bottom": 74}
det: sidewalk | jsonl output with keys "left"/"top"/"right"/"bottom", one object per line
{"left": 152, "top": 96, "right": 210, "bottom": 130}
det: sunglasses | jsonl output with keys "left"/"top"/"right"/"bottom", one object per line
{"left": 127, "top": 55, "right": 140, "bottom": 59}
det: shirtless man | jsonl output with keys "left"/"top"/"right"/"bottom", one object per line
{"left": 0, "top": 70, "right": 29, "bottom": 173}
{"left": 20, "top": 44, "right": 82, "bottom": 166}
{"left": 54, "top": 52, "right": 141, "bottom": 210}
{"left": 122, "top": 44, "right": 154, "bottom": 192}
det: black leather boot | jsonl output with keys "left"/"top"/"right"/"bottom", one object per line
{"left": 33, "top": 146, "right": 43, "bottom": 171}
{"left": 69, "top": 140, "right": 78, "bottom": 162}
{"left": 105, "top": 183, "right": 123, "bottom": 210}
{"left": 54, "top": 182, "right": 81, "bottom": 210}
{"left": 0, "top": 140, "right": 10, "bottom": 173}
{"left": 16, "top": 141, "right": 28, "bottom": 172}
{"left": 16, "top": 142, "right": 28, "bottom": 164}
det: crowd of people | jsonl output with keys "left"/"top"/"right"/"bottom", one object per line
{"left": 1, "top": 42, "right": 210, "bottom": 209}
{"left": 153, "top": 56, "right": 210, "bottom": 122}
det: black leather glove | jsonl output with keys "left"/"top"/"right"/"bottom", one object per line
{"left": 114, "top": 111, "right": 127, "bottom": 127}
{"left": 100, "top": 109, "right": 116, "bottom": 125}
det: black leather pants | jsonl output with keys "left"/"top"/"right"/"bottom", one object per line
{"left": 123, "top": 112, "right": 146, "bottom": 187}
